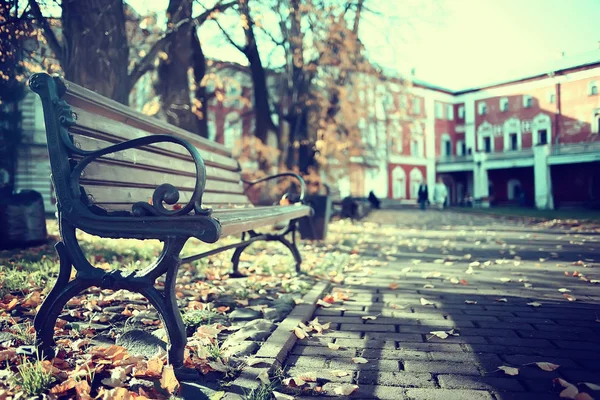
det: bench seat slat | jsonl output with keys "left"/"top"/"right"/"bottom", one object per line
{"left": 80, "top": 162, "right": 244, "bottom": 195}
{"left": 213, "top": 205, "right": 312, "bottom": 237}
{"left": 63, "top": 82, "right": 233, "bottom": 158}
{"left": 69, "top": 112, "right": 240, "bottom": 172}
{"left": 71, "top": 136, "right": 242, "bottom": 183}
{"left": 80, "top": 184, "right": 250, "bottom": 211}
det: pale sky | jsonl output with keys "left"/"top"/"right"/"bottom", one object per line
{"left": 126, "top": 0, "right": 600, "bottom": 91}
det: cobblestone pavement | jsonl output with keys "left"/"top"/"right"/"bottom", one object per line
{"left": 281, "top": 210, "right": 600, "bottom": 399}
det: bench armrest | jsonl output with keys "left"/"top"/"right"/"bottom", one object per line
{"left": 70, "top": 134, "right": 211, "bottom": 217}
{"left": 242, "top": 173, "right": 306, "bottom": 203}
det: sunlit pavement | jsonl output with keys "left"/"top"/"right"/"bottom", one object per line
{"left": 282, "top": 209, "right": 600, "bottom": 399}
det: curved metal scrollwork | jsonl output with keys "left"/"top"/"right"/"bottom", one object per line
{"left": 69, "top": 134, "right": 212, "bottom": 217}
{"left": 242, "top": 172, "right": 307, "bottom": 202}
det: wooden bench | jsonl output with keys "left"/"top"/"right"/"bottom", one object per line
{"left": 28, "top": 73, "right": 312, "bottom": 378}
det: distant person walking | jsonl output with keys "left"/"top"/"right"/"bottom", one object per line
{"left": 368, "top": 190, "right": 381, "bottom": 209}
{"left": 417, "top": 182, "right": 429, "bottom": 210}
{"left": 433, "top": 177, "right": 448, "bottom": 210}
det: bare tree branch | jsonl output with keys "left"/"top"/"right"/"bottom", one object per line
{"left": 214, "top": 18, "right": 246, "bottom": 54}
{"left": 128, "top": 0, "right": 235, "bottom": 90}
{"left": 28, "top": 0, "right": 63, "bottom": 63}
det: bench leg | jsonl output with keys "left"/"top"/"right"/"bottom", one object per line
{"left": 277, "top": 235, "right": 302, "bottom": 274}
{"left": 230, "top": 243, "right": 252, "bottom": 278}
{"left": 34, "top": 242, "right": 93, "bottom": 358}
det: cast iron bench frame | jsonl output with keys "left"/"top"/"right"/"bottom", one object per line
{"left": 28, "top": 73, "right": 312, "bottom": 378}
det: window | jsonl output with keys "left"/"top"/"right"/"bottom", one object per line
{"left": 447, "top": 105, "right": 454, "bottom": 120}
{"left": 538, "top": 129, "right": 548, "bottom": 145}
{"left": 549, "top": 92, "right": 556, "bottom": 104}
{"left": 478, "top": 102, "right": 487, "bottom": 116}
{"left": 509, "top": 133, "right": 518, "bottom": 150}
{"left": 456, "top": 140, "right": 466, "bottom": 156}
{"left": 458, "top": 106, "right": 465, "bottom": 119}
{"left": 590, "top": 81, "right": 598, "bottom": 96}
{"left": 411, "top": 140, "right": 418, "bottom": 156}
{"left": 523, "top": 95, "right": 532, "bottom": 108}
{"left": 435, "top": 102, "right": 443, "bottom": 119}
{"left": 444, "top": 140, "right": 452, "bottom": 156}
{"left": 593, "top": 111, "right": 600, "bottom": 134}
{"left": 412, "top": 98, "right": 421, "bottom": 114}
{"left": 483, "top": 137, "right": 491, "bottom": 153}
{"left": 500, "top": 97, "right": 508, "bottom": 112}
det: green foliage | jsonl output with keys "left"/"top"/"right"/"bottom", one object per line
{"left": 182, "top": 309, "right": 223, "bottom": 328}
{"left": 12, "top": 358, "right": 54, "bottom": 397}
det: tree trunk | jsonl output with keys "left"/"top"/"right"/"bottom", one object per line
{"left": 239, "top": 0, "right": 276, "bottom": 145}
{"left": 62, "top": 0, "right": 129, "bottom": 105}
{"left": 155, "top": 0, "right": 198, "bottom": 133}
{"left": 191, "top": 31, "right": 208, "bottom": 138}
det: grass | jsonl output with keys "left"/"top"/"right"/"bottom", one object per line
{"left": 13, "top": 358, "right": 54, "bottom": 397}
{"left": 182, "top": 309, "right": 223, "bottom": 328}
{"left": 453, "top": 206, "right": 600, "bottom": 222}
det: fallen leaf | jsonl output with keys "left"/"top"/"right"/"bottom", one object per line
{"left": 423, "top": 284, "right": 435, "bottom": 289}
{"left": 322, "top": 295, "right": 336, "bottom": 304}
{"left": 49, "top": 378, "right": 77, "bottom": 394}
{"left": 332, "top": 384, "right": 359, "bottom": 396}
{"left": 574, "top": 393, "right": 594, "bottom": 400}
{"left": 527, "top": 302, "right": 542, "bottom": 307}
{"left": 283, "top": 377, "right": 306, "bottom": 387}
{"left": 464, "top": 300, "right": 477, "bottom": 305}
{"left": 498, "top": 366, "right": 519, "bottom": 376}
{"left": 352, "top": 357, "right": 368, "bottom": 364}
{"left": 401, "top": 267, "right": 411, "bottom": 273}
{"left": 328, "top": 342, "right": 340, "bottom": 350}
{"left": 559, "top": 385, "right": 579, "bottom": 399}
{"left": 558, "top": 288, "right": 571, "bottom": 293}
{"left": 361, "top": 316, "right": 377, "bottom": 321}
{"left": 160, "top": 365, "right": 179, "bottom": 394}
{"left": 449, "top": 277, "right": 459, "bottom": 284}
{"left": 496, "top": 298, "right": 508, "bottom": 303}
{"left": 430, "top": 331, "right": 449, "bottom": 339}
{"left": 563, "top": 294, "right": 576, "bottom": 302}
{"left": 523, "top": 283, "right": 533, "bottom": 288}
{"left": 388, "top": 282, "right": 399, "bottom": 290}
{"left": 257, "top": 370, "right": 270, "bottom": 384}
{"left": 499, "top": 277, "right": 512, "bottom": 283}
{"left": 294, "top": 327, "right": 307, "bottom": 340}
{"left": 316, "top": 299, "right": 332, "bottom": 308}
{"left": 420, "top": 298, "right": 434, "bottom": 306}
{"left": 210, "top": 391, "right": 226, "bottom": 400}
{"left": 465, "top": 266, "right": 474, "bottom": 274}
{"left": 581, "top": 382, "right": 600, "bottom": 391}
{"left": 535, "top": 362, "right": 560, "bottom": 371}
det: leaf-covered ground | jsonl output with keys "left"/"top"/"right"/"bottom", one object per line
{"left": 0, "top": 218, "right": 365, "bottom": 399}
{"left": 1, "top": 211, "right": 599, "bottom": 399}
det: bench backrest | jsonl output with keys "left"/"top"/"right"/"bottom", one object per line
{"left": 31, "top": 74, "right": 251, "bottom": 215}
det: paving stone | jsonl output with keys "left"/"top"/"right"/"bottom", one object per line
{"left": 437, "top": 375, "right": 525, "bottom": 391}
{"left": 357, "top": 371, "right": 436, "bottom": 387}
{"left": 328, "top": 357, "right": 400, "bottom": 371}
{"left": 285, "top": 355, "right": 327, "bottom": 368}
{"left": 339, "top": 323, "right": 396, "bottom": 332}
{"left": 396, "top": 342, "right": 464, "bottom": 353}
{"left": 323, "top": 383, "right": 407, "bottom": 399}
{"left": 499, "top": 354, "right": 581, "bottom": 369}
{"left": 291, "top": 344, "right": 357, "bottom": 358}
{"left": 334, "top": 338, "right": 396, "bottom": 349}
{"left": 403, "top": 361, "right": 481, "bottom": 375}
{"left": 284, "top": 366, "right": 354, "bottom": 383}
{"left": 404, "top": 388, "right": 494, "bottom": 400}
{"left": 361, "top": 348, "right": 430, "bottom": 361}
{"left": 486, "top": 337, "right": 554, "bottom": 348}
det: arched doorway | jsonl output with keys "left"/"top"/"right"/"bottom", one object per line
{"left": 409, "top": 167, "right": 424, "bottom": 200}
{"left": 392, "top": 166, "right": 406, "bottom": 199}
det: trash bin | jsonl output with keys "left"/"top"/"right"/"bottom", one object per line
{"left": 0, "top": 190, "right": 47, "bottom": 249}
{"left": 298, "top": 194, "right": 332, "bottom": 240}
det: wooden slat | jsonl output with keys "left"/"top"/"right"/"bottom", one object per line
{"left": 215, "top": 205, "right": 312, "bottom": 237}
{"left": 81, "top": 184, "right": 250, "bottom": 209}
{"left": 70, "top": 108, "right": 240, "bottom": 172}
{"left": 71, "top": 135, "right": 242, "bottom": 183}
{"left": 80, "top": 162, "right": 245, "bottom": 195}
{"left": 63, "top": 80, "right": 233, "bottom": 158}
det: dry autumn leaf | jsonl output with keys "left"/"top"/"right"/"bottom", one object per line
{"left": 496, "top": 298, "right": 508, "bottom": 303}
{"left": 257, "top": 370, "right": 270, "bottom": 384}
{"left": 430, "top": 331, "right": 449, "bottom": 339}
{"left": 563, "top": 294, "right": 576, "bottom": 302}
{"left": 388, "top": 282, "right": 399, "bottom": 289}
{"left": 272, "top": 391, "right": 295, "bottom": 400}
{"left": 535, "top": 362, "right": 560, "bottom": 371}
{"left": 558, "top": 288, "right": 571, "bottom": 293}
{"left": 361, "top": 315, "right": 377, "bottom": 321}
{"left": 527, "top": 302, "right": 542, "bottom": 307}
{"left": 498, "top": 366, "right": 519, "bottom": 376}
{"left": 420, "top": 298, "right": 434, "bottom": 306}
{"left": 294, "top": 327, "right": 307, "bottom": 340}
{"left": 352, "top": 357, "right": 368, "bottom": 364}
{"left": 328, "top": 342, "right": 341, "bottom": 350}
{"left": 332, "top": 384, "right": 359, "bottom": 396}
{"left": 423, "top": 284, "right": 435, "bottom": 289}
{"left": 160, "top": 365, "right": 179, "bottom": 394}
{"left": 316, "top": 299, "right": 332, "bottom": 308}
{"left": 464, "top": 300, "right": 477, "bottom": 305}
{"left": 330, "top": 370, "right": 351, "bottom": 377}
{"left": 283, "top": 377, "right": 306, "bottom": 387}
